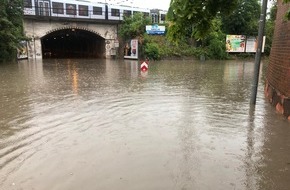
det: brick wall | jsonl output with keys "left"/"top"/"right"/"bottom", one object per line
{"left": 265, "top": 0, "right": 290, "bottom": 119}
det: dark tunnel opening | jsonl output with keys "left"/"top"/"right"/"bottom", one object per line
{"left": 41, "top": 29, "right": 105, "bottom": 59}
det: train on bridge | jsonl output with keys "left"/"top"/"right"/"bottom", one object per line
{"left": 23, "top": 0, "right": 167, "bottom": 24}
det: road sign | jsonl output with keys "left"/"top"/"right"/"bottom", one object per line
{"left": 140, "top": 60, "right": 149, "bottom": 71}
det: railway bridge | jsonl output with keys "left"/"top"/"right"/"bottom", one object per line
{"left": 22, "top": 0, "right": 166, "bottom": 59}
{"left": 23, "top": 16, "right": 119, "bottom": 59}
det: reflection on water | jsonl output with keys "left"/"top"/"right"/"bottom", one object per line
{"left": 67, "top": 61, "right": 79, "bottom": 95}
{"left": 0, "top": 59, "right": 289, "bottom": 190}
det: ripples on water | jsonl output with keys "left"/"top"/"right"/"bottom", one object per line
{"left": 0, "top": 59, "right": 289, "bottom": 190}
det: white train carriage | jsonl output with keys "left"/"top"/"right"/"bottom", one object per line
{"left": 23, "top": 0, "right": 106, "bottom": 20}
{"left": 132, "top": 7, "right": 150, "bottom": 17}
{"left": 23, "top": 0, "right": 36, "bottom": 15}
{"left": 107, "top": 4, "right": 150, "bottom": 21}
{"left": 24, "top": 0, "right": 51, "bottom": 16}
{"left": 158, "top": 10, "right": 166, "bottom": 24}
{"left": 23, "top": 0, "right": 162, "bottom": 23}
{"left": 150, "top": 9, "right": 167, "bottom": 24}
{"left": 49, "top": 0, "right": 106, "bottom": 19}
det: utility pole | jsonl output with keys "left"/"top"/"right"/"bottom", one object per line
{"left": 250, "top": 0, "right": 268, "bottom": 105}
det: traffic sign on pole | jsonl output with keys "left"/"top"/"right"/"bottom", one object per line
{"left": 140, "top": 60, "right": 149, "bottom": 71}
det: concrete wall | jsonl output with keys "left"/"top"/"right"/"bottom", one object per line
{"left": 23, "top": 19, "right": 118, "bottom": 59}
{"left": 265, "top": 0, "right": 290, "bottom": 119}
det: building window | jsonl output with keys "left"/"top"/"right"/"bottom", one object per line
{"left": 79, "top": 5, "right": 88, "bottom": 16}
{"left": 93, "top": 7, "right": 102, "bottom": 15}
{"left": 66, "top": 4, "right": 76, "bottom": 15}
{"left": 52, "top": 2, "right": 64, "bottom": 14}
{"left": 111, "top": 8, "right": 120, "bottom": 17}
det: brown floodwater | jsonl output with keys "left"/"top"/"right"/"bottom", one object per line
{"left": 0, "top": 59, "right": 289, "bottom": 190}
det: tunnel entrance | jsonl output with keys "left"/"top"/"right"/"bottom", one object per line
{"left": 41, "top": 29, "right": 105, "bottom": 59}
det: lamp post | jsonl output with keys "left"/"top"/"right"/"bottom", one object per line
{"left": 250, "top": 0, "right": 268, "bottom": 105}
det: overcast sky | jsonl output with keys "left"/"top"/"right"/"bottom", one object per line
{"left": 91, "top": 0, "right": 171, "bottom": 10}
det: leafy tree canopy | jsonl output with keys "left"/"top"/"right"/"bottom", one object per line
{"left": 283, "top": 0, "right": 290, "bottom": 20}
{"left": 269, "top": 1, "right": 278, "bottom": 21}
{"left": 0, "top": 0, "right": 25, "bottom": 62}
{"left": 264, "top": 1, "right": 277, "bottom": 55}
{"left": 118, "top": 13, "right": 151, "bottom": 42}
{"left": 167, "top": 0, "right": 238, "bottom": 42}
{"left": 221, "top": 0, "right": 261, "bottom": 36}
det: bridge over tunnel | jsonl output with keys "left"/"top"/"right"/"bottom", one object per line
{"left": 41, "top": 29, "right": 105, "bottom": 59}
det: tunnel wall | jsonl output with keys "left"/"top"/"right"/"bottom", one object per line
{"left": 23, "top": 19, "right": 118, "bottom": 59}
{"left": 265, "top": 0, "right": 290, "bottom": 120}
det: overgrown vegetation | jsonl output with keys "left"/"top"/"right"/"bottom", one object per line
{"left": 284, "top": 0, "right": 290, "bottom": 20}
{"left": 119, "top": 0, "right": 278, "bottom": 60}
{"left": 0, "top": 0, "right": 25, "bottom": 63}
{"left": 118, "top": 12, "right": 150, "bottom": 42}
{"left": 221, "top": 0, "right": 260, "bottom": 36}
{"left": 167, "top": 0, "right": 238, "bottom": 43}
{"left": 265, "top": 1, "right": 278, "bottom": 55}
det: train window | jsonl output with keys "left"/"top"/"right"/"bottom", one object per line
{"left": 123, "top": 10, "right": 131, "bottom": 17}
{"left": 24, "top": 0, "right": 32, "bottom": 8}
{"left": 38, "top": 1, "right": 50, "bottom": 16}
{"left": 79, "top": 5, "right": 88, "bottom": 16}
{"left": 143, "top": 12, "right": 149, "bottom": 17}
{"left": 133, "top": 11, "right": 140, "bottom": 15}
{"left": 151, "top": 13, "right": 158, "bottom": 23}
{"left": 111, "top": 9, "right": 120, "bottom": 17}
{"left": 66, "top": 4, "right": 76, "bottom": 15}
{"left": 160, "top": 14, "right": 166, "bottom": 21}
{"left": 93, "top": 7, "right": 102, "bottom": 15}
{"left": 52, "top": 2, "right": 64, "bottom": 14}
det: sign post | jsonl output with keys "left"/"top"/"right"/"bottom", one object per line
{"left": 250, "top": 0, "right": 268, "bottom": 105}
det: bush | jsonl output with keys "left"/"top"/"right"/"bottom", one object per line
{"left": 145, "top": 42, "right": 160, "bottom": 60}
{"left": 143, "top": 35, "right": 229, "bottom": 60}
{"left": 207, "top": 38, "right": 228, "bottom": 59}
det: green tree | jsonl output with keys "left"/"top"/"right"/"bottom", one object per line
{"left": 144, "top": 42, "right": 160, "bottom": 60}
{"left": 167, "top": 0, "right": 238, "bottom": 43}
{"left": 221, "top": 0, "right": 261, "bottom": 36}
{"left": 0, "top": 0, "right": 25, "bottom": 62}
{"left": 118, "top": 12, "right": 151, "bottom": 59}
{"left": 118, "top": 13, "right": 150, "bottom": 41}
{"left": 206, "top": 18, "right": 228, "bottom": 59}
{"left": 284, "top": 0, "right": 290, "bottom": 20}
{"left": 265, "top": 1, "right": 277, "bottom": 55}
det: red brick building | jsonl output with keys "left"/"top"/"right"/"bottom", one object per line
{"left": 265, "top": 0, "right": 290, "bottom": 119}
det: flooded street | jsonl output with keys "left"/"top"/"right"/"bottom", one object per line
{"left": 0, "top": 59, "right": 289, "bottom": 190}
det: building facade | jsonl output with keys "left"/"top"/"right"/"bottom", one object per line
{"left": 265, "top": 0, "right": 290, "bottom": 119}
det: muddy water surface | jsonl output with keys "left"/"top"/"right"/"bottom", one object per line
{"left": 0, "top": 59, "right": 289, "bottom": 190}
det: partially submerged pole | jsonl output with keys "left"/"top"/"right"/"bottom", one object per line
{"left": 250, "top": 0, "right": 268, "bottom": 105}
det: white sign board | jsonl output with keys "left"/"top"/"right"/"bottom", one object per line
{"left": 124, "top": 39, "right": 138, "bottom": 60}
{"left": 146, "top": 24, "right": 165, "bottom": 35}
